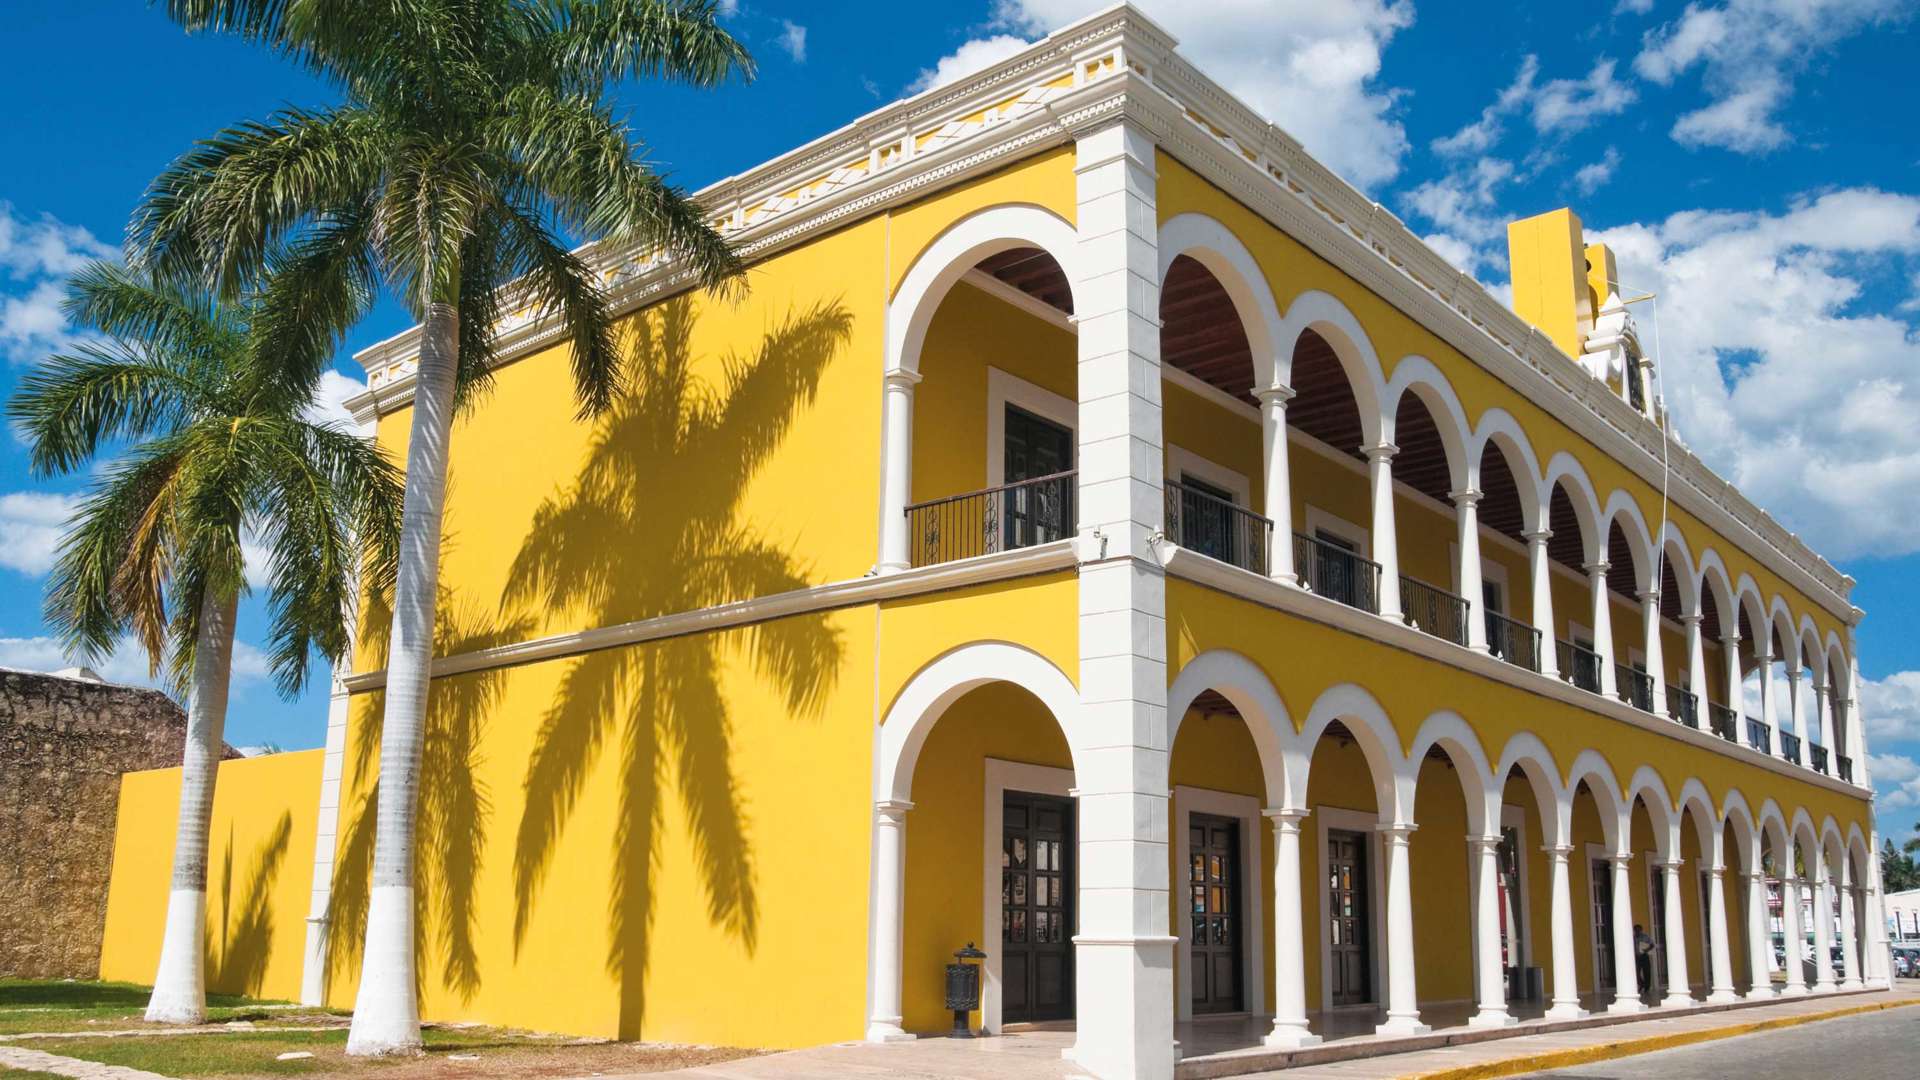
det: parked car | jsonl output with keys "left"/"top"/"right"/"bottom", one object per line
{"left": 1893, "top": 945, "right": 1920, "bottom": 979}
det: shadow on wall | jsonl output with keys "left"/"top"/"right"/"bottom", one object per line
{"left": 326, "top": 592, "right": 532, "bottom": 1002}
{"left": 503, "top": 297, "right": 851, "bottom": 1038}
{"left": 206, "top": 810, "right": 293, "bottom": 996}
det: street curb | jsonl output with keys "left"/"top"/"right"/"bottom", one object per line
{"left": 1402, "top": 998, "right": 1920, "bottom": 1080}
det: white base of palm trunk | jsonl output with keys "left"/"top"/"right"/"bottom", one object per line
{"left": 346, "top": 885, "right": 422, "bottom": 1056}
{"left": 145, "top": 888, "right": 208, "bottom": 1024}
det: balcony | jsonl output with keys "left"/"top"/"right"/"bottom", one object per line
{"left": 1708, "top": 702, "right": 1740, "bottom": 744}
{"left": 1616, "top": 664, "right": 1654, "bottom": 712}
{"left": 904, "top": 470, "right": 1075, "bottom": 569}
{"left": 1400, "top": 575, "right": 1468, "bottom": 647}
{"left": 1486, "top": 610, "right": 1542, "bottom": 674}
{"left": 1165, "top": 479, "right": 1270, "bottom": 575}
{"left": 1558, "top": 640, "right": 1602, "bottom": 694}
{"left": 1666, "top": 685, "right": 1699, "bottom": 729}
{"left": 1809, "top": 744, "right": 1830, "bottom": 775}
{"left": 1838, "top": 755, "right": 1854, "bottom": 783}
{"left": 1745, "top": 715, "right": 1771, "bottom": 753}
{"left": 1779, "top": 729, "right": 1802, "bottom": 765}
{"left": 1293, "top": 532, "right": 1381, "bottom": 615}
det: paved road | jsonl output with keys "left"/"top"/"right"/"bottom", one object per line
{"left": 1520, "top": 1005, "right": 1919, "bottom": 1079}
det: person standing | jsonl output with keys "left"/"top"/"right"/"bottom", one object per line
{"left": 1634, "top": 923, "right": 1655, "bottom": 997}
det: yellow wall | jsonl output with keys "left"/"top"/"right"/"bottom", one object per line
{"left": 98, "top": 750, "right": 323, "bottom": 1001}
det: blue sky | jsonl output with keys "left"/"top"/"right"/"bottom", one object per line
{"left": 3, "top": 1, "right": 1919, "bottom": 840}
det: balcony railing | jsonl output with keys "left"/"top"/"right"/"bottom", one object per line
{"left": 1708, "top": 703, "right": 1740, "bottom": 743}
{"left": 1779, "top": 730, "right": 1802, "bottom": 765}
{"left": 1745, "top": 716, "right": 1770, "bottom": 753}
{"left": 1486, "top": 610, "right": 1542, "bottom": 673}
{"left": 1616, "top": 665, "right": 1654, "bottom": 712}
{"left": 1165, "top": 479, "right": 1270, "bottom": 575}
{"left": 1838, "top": 755, "right": 1854, "bottom": 783}
{"left": 905, "top": 470, "right": 1075, "bottom": 568}
{"left": 1667, "top": 685, "right": 1699, "bottom": 729}
{"left": 1293, "top": 532, "right": 1381, "bottom": 614}
{"left": 1809, "top": 744, "right": 1829, "bottom": 775}
{"left": 1559, "top": 640, "right": 1602, "bottom": 694}
{"left": 1400, "top": 575, "right": 1468, "bottom": 646}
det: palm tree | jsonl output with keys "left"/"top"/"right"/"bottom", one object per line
{"left": 135, "top": 1, "right": 752, "bottom": 1054}
{"left": 7, "top": 261, "right": 402, "bottom": 1023}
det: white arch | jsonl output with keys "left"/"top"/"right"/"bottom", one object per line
{"left": 1788, "top": 807, "right": 1821, "bottom": 872}
{"left": 1675, "top": 777, "right": 1721, "bottom": 865}
{"left": 1494, "top": 732, "right": 1567, "bottom": 843}
{"left": 1286, "top": 682, "right": 1403, "bottom": 820}
{"left": 1698, "top": 552, "right": 1737, "bottom": 637}
{"left": 874, "top": 641, "right": 1083, "bottom": 803}
{"left": 1382, "top": 357, "right": 1472, "bottom": 494}
{"left": 1541, "top": 452, "right": 1605, "bottom": 565}
{"left": 1756, "top": 798, "right": 1790, "bottom": 870}
{"left": 887, "top": 204, "right": 1083, "bottom": 377}
{"left": 1273, "top": 290, "right": 1387, "bottom": 446}
{"left": 1796, "top": 615, "right": 1826, "bottom": 686}
{"left": 1600, "top": 490, "right": 1658, "bottom": 593}
{"left": 1166, "top": 649, "right": 1289, "bottom": 807}
{"left": 1722, "top": 791, "right": 1759, "bottom": 870}
{"left": 1158, "top": 213, "right": 1286, "bottom": 392}
{"left": 1624, "top": 765, "right": 1679, "bottom": 860}
{"left": 1733, "top": 574, "right": 1771, "bottom": 649}
{"left": 1658, "top": 523, "right": 1701, "bottom": 617}
{"left": 1768, "top": 596, "right": 1801, "bottom": 668}
{"left": 1469, "top": 409, "right": 1546, "bottom": 533}
{"left": 1403, "top": 710, "right": 1497, "bottom": 836}
{"left": 1565, "top": 749, "right": 1628, "bottom": 852}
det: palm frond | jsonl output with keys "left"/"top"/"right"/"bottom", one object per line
{"left": 7, "top": 342, "right": 219, "bottom": 476}
{"left": 536, "top": 0, "right": 755, "bottom": 91}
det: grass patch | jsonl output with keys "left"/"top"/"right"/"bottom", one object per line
{"left": 0, "top": 980, "right": 321, "bottom": 1036}
{"left": 1, "top": 1070, "right": 70, "bottom": 1080}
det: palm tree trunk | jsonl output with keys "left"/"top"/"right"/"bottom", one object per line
{"left": 346, "top": 301, "right": 459, "bottom": 1056}
{"left": 145, "top": 587, "right": 239, "bottom": 1023}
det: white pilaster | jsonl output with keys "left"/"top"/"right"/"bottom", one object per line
{"left": 1659, "top": 858, "right": 1692, "bottom": 1007}
{"left": 1744, "top": 871, "right": 1775, "bottom": 999}
{"left": 1778, "top": 874, "right": 1808, "bottom": 996}
{"left": 865, "top": 800, "right": 914, "bottom": 1041}
{"left": 1454, "top": 489, "right": 1487, "bottom": 651}
{"left": 1070, "top": 119, "right": 1176, "bottom": 1080}
{"left": 1608, "top": 854, "right": 1643, "bottom": 1012}
{"left": 1810, "top": 867, "right": 1837, "bottom": 993}
{"left": 1263, "top": 809, "right": 1318, "bottom": 1048}
{"left": 1639, "top": 590, "right": 1666, "bottom": 704}
{"left": 1377, "top": 823, "right": 1428, "bottom": 1035}
{"left": 1544, "top": 844, "right": 1585, "bottom": 1019}
{"left": 1588, "top": 562, "right": 1618, "bottom": 696}
{"left": 1525, "top": 529, "right": 1558, "bottom": 677}
{"left": 1706, "top": 864, "right": 1739, "bottom": 1002}
{"left": 1467, "top": 835, "right": 1513, "bottom": 1026}
{"left": 1366, "top": 443, "right": 1402, "bottom": 620}
{"left": 877, "top": 368, "right": 922, "bottom": 574}
{"left": 1256, "top": 386, "right": 1297, "bottom": 585}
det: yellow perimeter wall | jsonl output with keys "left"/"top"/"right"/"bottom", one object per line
{"left": 98, "top": 750, "right": 323, "bottom": 1001}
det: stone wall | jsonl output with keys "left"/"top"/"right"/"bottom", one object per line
{"left": 0, "top": 668, "right": 189, "bottom": 979}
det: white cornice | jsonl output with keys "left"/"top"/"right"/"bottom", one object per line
{"left": 341, "top": 2, "right": 1851, "bottom": 621}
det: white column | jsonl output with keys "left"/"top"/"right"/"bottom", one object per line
{"left": 1784, "top": 667, "right": 1803, "bottom": 762}
{"left": 1839, "top": 882, "right": 1863, "bottom": 990}
{"left": 1468, "top": 835, "right": 1514, "bottom": 1026}
{"left": 1779, "top": 873, "right": 1808, "bottom": 995}
{"left": 1588, "top": 562, "right": 1619, "bottom": 696}
{"left": 1264, "top": 809, "right": 1319, "bottom": 1048}
{"left": 1706, "top": 863, "right": 1739, "bottom": 1002}
{"left": 1544, "top": 844, "right": 1585, "bottom": 1018}
{"left": 1639, "top": 590, "right": 1666, "bottom": 704}
{"left": 1757, "top": 644, "right": 1781, "bottom": 757}
{"left": 877, "top": 368, "right": 921, "bottom": 574}
{"left": 1377, "top": 823, "right": 1428, "bottom": 1034}
{"left": 1257, "top": 386, "right": 1297, "bottom": 585}
{"left": 1366, "top": 443, "right": 1402, "bottom": 620}
{"left": 1683, "top": 615, "right": 1708, "bottom": 702}
{"left": 1811, "top": 682, "right": 1830, "bottom": 753}
{"left": 1525, "top": 529, "right": 1558, "bottom": 677}
{"left": 1609, "top": 853, "right": 1644, "bottom": 1012}
{"left": 1811, "top": 866, "right": 1838, "bottom": 992}
{"left": 1069, "top": 120, "right": 1175, "bottom": 1080}
{"left": 865, "top": 800, "right": 914, "bottom": 1041}
{"left": 1659, "top": 858, "right": 1692, "bottom": 1007}
{"left": 1454, "top": 489, "right": 1488, "bottom": 650}
{"left": 1721, "top": 632, "right": 1742, "bottom": 725}
{"left": 1744, "top": 870, "right": 1775, "bottom": 999}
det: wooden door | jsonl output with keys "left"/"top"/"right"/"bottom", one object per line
{"left": 1002, "top": 791, "right": 1074, "bottom": 1023}
{"left": 1328, "top": 828, "right": 1371, "bottom": 1007}
{"left": 1591, "top": 858, "right": 1616, "bottom": 991}
{"left": 1188, "top": 814, "right": 1243, "bottom": 1014}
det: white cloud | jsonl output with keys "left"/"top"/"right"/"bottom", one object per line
{"left": 303, "top": 369, "right": 372, "bottom": 435}
{"left": 0, "top": 203, "right": 116, "bottom": 364}
{"left": 1614, "top": 0, "right": 1655, "bottom": 12}
{"left": 1573, "top": 146, "right": 1622, "bottom": 196}
{"left": 1588, "top": 187, "right": 1920, "bottom": 558}
{"left": 1402, "top": 158, "right": 1517, "bottom": 272}
{"left": 1870, "top": 752, "right": 1920, "bottom": 808}
{"left": 1635, "top": 0, "right": 1910, "bottom": 153}
{"left": 927, "top": 0, "right": 1415, "bottom": 189}
{"left": 907, "top": 34, "right": 1031, "bottom": 93}
{"left": 716, "top": 0, "right": 739, "bottom": 16}
{"left": 1422, "top": 233, "right": 1479, "bottom": 275}
{"left": 0, "top": 491, "right": 81, "bottom": 576}
{"left": 777, "top": 20, "right": 806, "bottom": 63}
{"left": 1432, "top": 55, "right": 1636, "bottom": 158}
{"left": 0, "top": 633, "right": 270, "bottom": 690}
{"left": 1862, "top": 671, "right": 1920, "bottom": 743}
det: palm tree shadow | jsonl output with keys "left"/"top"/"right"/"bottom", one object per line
{"left": 504, "top": 296, "right": 851, "bottom": 1038}
{"left": 207, "top": 810, "right": 294, "bottom": 995}
{"left": 325, "top": 587, "right": 531, "bottom": 1003}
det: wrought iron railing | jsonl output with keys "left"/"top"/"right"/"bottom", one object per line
{"left": 1400, "top": 575, "right": 1468, "bottom": 646}
{"left": 1164, "top": 479, "right": 1270, "bottom": 575}
{"left": 1293, "top": 532, "right": 1381, "bottom": 614}
{"left": 905, "top": 470, "right": 1075, "bottom": 568}
{"left": 1486, "top": 610, "right": 1542, "bottom": 673}
{"left": 1809, "top": 744, "right": 1829, "bottom": 774}
{"left": 1745, "top": 716, "right": 1770, "bottom": 753}
{"left": 1667, "top": 685, "right": 1699, "bottom": 729}
{"left": 1838, "top": 755, "right": 1854, "bottom": 783}
{"left": 1709, "top": 703, "right": 1740, "bottom": 743}
{"left": 1559, "top": 640, "right": 1602, "bottom": 693}
{"left": 1617, "top": 665, "right": 1654, "bottom": 712}
{"left": 1779, "top": 730, "right": 1802, "bottom": 765}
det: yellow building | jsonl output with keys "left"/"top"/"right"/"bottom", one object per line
{"left": 98, "top": 7, "right": 1891, "bottom": 1079}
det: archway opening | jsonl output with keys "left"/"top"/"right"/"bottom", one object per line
{"left": 1288, "top": 332, "right": 1376, "bottom": 609}
{"left": 1391, "top": 392, "right": 1467, "bottom": 642}
{"left": 1300, "top": 720, "right": 1392, "bottom": 1035}
{"left": 1566, "top": 779, "right": 1621, "bottom": 1007}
